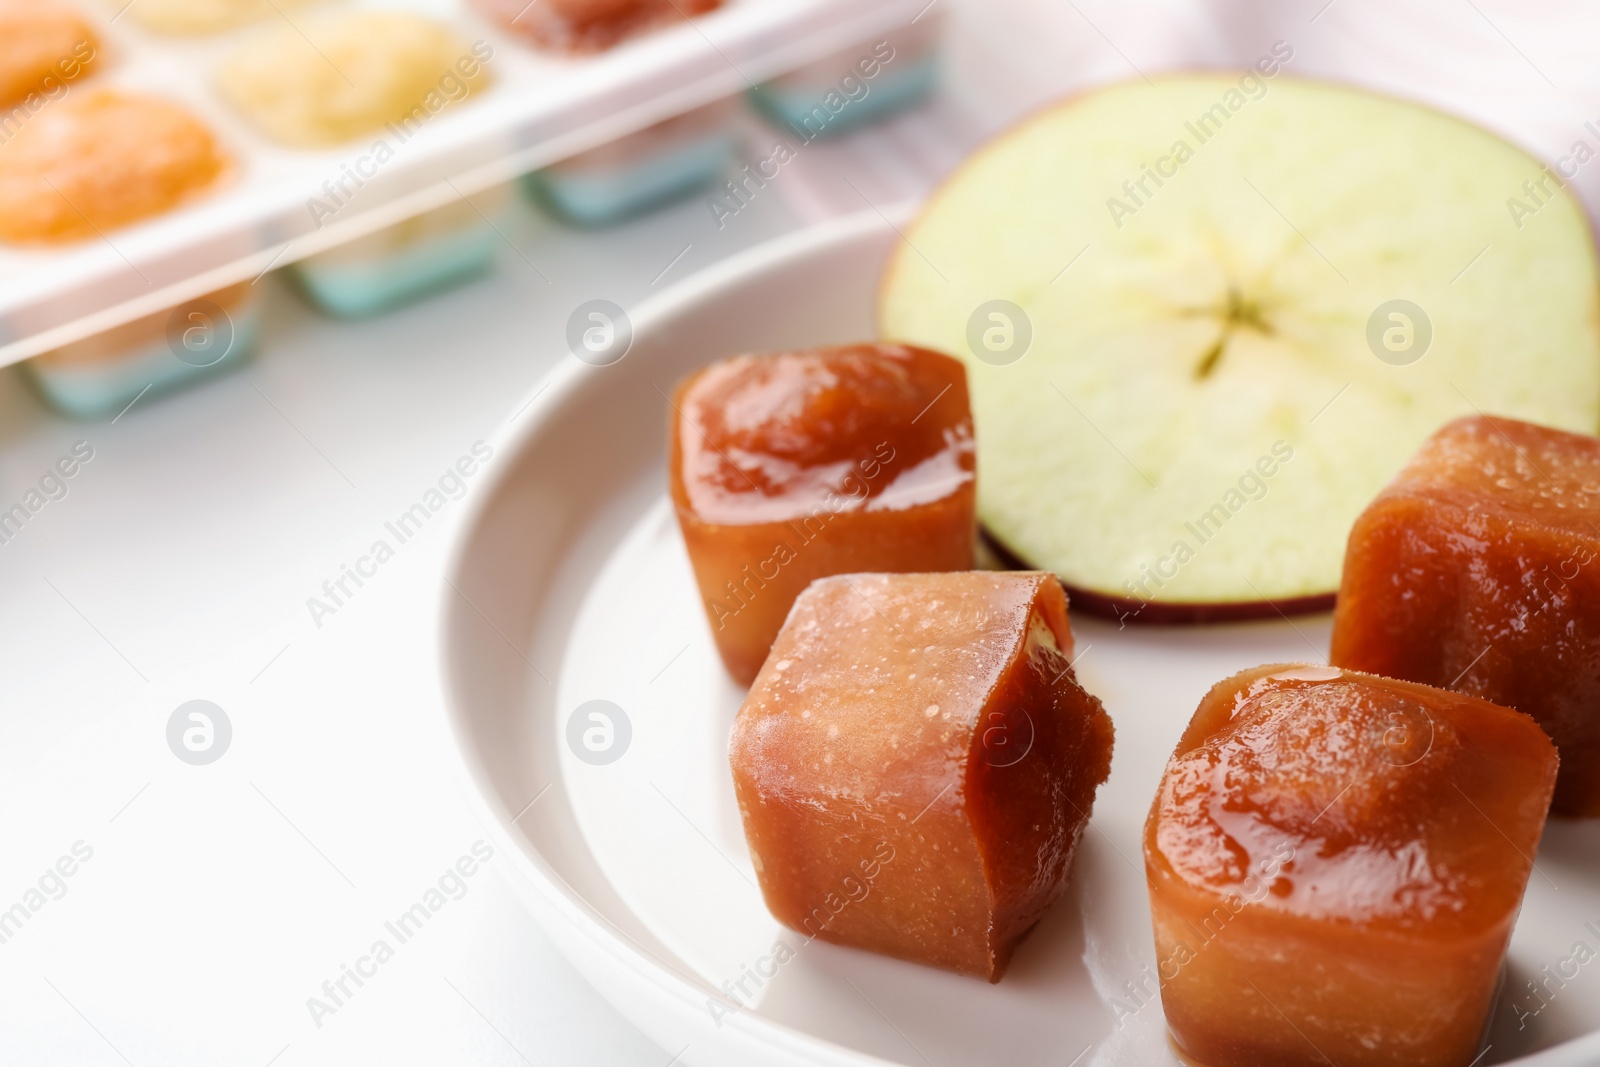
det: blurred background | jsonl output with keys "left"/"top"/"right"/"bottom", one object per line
{"left": 2, "top": 0, "right": 1598, "bottom": 1063}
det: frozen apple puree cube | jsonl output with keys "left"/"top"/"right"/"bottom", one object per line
{"left": 1331, "top": 414, "right": 1600, "bottom": 816}
{"left": 1146, "top": 664, "right": 1556, "bottom": 1067}
{"left": 671, "top": 343, "right": 975, "bottom": 686}
{"left": 729, "top": 571, "right": 1114, "bottom": 981}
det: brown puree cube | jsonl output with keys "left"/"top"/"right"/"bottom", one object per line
{"left": 729, "top": 572, "right": 1114, "bottom": 981}
{"left": 670, "top": 343, "right": 975, "bottom": 686}
{"left": 473, "top": 0, "right": 722, "bottom": 53}
{"left": 1331, "top": 414, "right": 1600, "bottom": 816}
{"left": 1145, "top": 664, "right": 1557, "bottom": 1067}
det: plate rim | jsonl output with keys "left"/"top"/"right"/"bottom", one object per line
{"left": 438, "top": 208, "right": 915, "bottom": 1067}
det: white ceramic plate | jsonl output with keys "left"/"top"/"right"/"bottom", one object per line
{"left": 439, "top": 209, "right": 1600, "bottom": 1067}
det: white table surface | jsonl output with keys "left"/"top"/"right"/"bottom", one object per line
{"left": 0, "top": 8, "right": 1023, "bottom": 1064}
{"left": 5, "top": 2, "right": 1599, "bottom": 1063}
{"left": 0, "top": 202, "right": 750, "bottom": 1067}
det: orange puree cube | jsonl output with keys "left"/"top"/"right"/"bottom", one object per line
{"left": 0, "top": 2, "right": 99, "bottom": 109}
{"left": 729, "top": 571, "right": 1114, "bottom": 981}
{"left": 1145, "top": 664, "right": 1556, "bottom": 1067}
{"left": 1331, "top": 415, "right": 1600, "bottom": 816}
{"left": 671, "top": 343, "right": 975, "bottom": 686}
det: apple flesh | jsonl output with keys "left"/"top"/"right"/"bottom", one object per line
{"left": 880, "top": 75, "right": 1600, "bottom": 620}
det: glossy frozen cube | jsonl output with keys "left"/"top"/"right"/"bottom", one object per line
{"left": 670, "top": 342, "right": 975, "bottom": 686}
{"left": 730, "top": 571, "right": 1115, "bottom": 981}
{"left": 1331, "top": 414, "right": 1600, "bottom": 815}
{"left": 1145, "top": 664, "right": 1556, "bottom": 1067}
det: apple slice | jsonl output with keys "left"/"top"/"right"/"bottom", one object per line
{"left": 879, "top": 75, "right": 1600, "bottom": 621}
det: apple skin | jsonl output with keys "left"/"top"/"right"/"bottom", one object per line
{"left": 982, "top": 529, "right": 1336, "bottom": 625}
